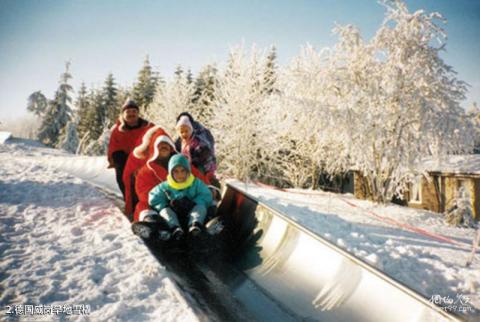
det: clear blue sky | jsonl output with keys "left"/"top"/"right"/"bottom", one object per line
{"left": 1, "top": 0, "right": 479, "bottom": 120}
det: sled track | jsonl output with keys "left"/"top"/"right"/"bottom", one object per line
{"left": 46, "top": 156, "right": 461, "bottom": 322}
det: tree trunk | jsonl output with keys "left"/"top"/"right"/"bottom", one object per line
{"left": 311, "top": 166, "right": 319, "bottom": 190}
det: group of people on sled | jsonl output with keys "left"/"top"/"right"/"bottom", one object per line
{"left": 107, "top": 98, "right": 221, "bottom": 242}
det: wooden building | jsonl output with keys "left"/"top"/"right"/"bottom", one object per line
{"left": 353, "top": 155, "right": 480, "bottom": 219}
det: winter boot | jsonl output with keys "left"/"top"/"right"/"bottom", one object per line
{"left": 143, "top": 213, "right": 161, "bottom": 223}
{"left": 172, "top": 227, "right": 185, "bottom": 241}
{"left": 158, "top": 230, "right": 172, "bottom": 241}
{"left": 131, "top": 222, "right": 156, "bottom": 239}
{"left": 189, "top": 221, "right": 204, "bottom": 237}
{"left": 205, "top": 216, "right": 224, "bottom": 236}
{"left": 133, "top": 212, "right": 172, "bottom": 240}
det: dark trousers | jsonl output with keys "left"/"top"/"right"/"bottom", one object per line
{"left": 112, "top": 151, "right": 128, "bottom": 198}
{"left": 129, "top": 173, "right": 139, "bottom": 222}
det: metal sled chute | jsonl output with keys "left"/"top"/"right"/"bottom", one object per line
{"left": 46, "top": 156, "right": 460, "bottom": 321}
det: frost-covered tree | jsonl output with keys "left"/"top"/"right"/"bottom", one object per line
{"left": 270, "top": 0, "right": 473, "bottom": 199}
{"left": 260, "top": 93, "right": 339, "bottom": 188}
{"left": 349, "top": 0, "right": 472, "bottom": 201}
{"left": 25, "top": 0, "right": 474, "bottom": 199}
{"left": 146, "top": 68, "right": 196, "bottom": 134}
{"left": 57, "top": 121, "right": 79, "bottom": 153}
{"left": 263, "top": 43, "right": 347, "bottom": 188}
{"left": 82, "top": 126, "right": 111, "bottom": 156}
{"left": 133, "top": 56, "right": 161, "bottom": 112}
{"left": 37, "top": 62, "right": 73, "bottom": 147}
{"left": 467, "top": 102, "right": 480, "bottom": 153}
{"left": 27, "top": 91, "right": 48, "bottom": 117}
{"left": 262, "top": 46, "right": 278, "bottom": 95}
{"left": 211, "top": 45, "right": 271, "bottom": 180}
{"left": 445, "top": 187, "right": 475, "bottom": 227}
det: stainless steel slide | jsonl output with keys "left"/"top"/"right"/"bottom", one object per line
{"left": 218, "top": 184, "right": 460, "bottom": 322}
{"left": 46, "top": 155, "right": 460, "bottom": 321}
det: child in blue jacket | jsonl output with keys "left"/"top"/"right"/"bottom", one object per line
{"left": 149, "top": 154, "right": 213, "bottom": 240}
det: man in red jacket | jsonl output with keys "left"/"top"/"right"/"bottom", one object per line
{"left": 107, "top": 98, "right": 154, "bottom": 197}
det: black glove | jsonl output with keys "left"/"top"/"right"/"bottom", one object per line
{"left": 170, "top": 197, "right": 196, "bottom": 217}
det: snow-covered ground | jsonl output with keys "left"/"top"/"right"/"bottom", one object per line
{"left": 230, "top": 180, "right": 480, "bottom": 319}
{"left": 0, "top": 131, "right": 11, "bottom": 144}
{"left": 1, "top": 137, "right": 479, "bottom": 321}
{"left": 0, "top": 138, "right": 197, "bottom": 321}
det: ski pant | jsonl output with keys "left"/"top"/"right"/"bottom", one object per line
{"left": 111, "top": 151, "right": 128, "bottom": 198}
{"left": 160, "top": 204, "right": 207, "bottom": 229}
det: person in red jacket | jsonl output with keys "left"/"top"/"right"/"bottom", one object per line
{"left": 122, "top": 125, "right": 169, "bottom": 219}
{"left": 133, "top": 128, "right": 209, "bottom": 223}
{"left": 107, "top": 98, "right": 154, "bottom": 198}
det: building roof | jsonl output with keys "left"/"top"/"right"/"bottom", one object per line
{"left": 419, "top": 154, "right": 480, "bottom": 176}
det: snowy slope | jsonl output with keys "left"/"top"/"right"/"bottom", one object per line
{"left": 0, "top": 139, "right": 197, "bottom": 321}
{"left": 229, "top": 180, "right": 480, "bottom": 319}
{"left": 2, "top": 136, "right": 478, "bottom": 320}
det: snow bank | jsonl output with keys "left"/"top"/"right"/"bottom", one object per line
{"left": 229, "top": 180, "right": 480, "bottom": 320}
{"left": 0, "top": 140, "right": 196, "bottom": 321}
{"left": 0, "top": 131, "right": 12, "bottom": 144}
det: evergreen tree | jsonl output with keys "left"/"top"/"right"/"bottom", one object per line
{"left": 133, "top": 56, "right": 160, "bottom": 112}
{"left": 75, "top": 79, "right": 118, "bottom": 154}
{"left": 75, "top": 82, "right": 91, "bottom": 141}
{"left": 116, "top": 86, "right": 131, "bottom": 117}
{"left": 174, "top": 65, "right": 184, "bottom": 78}
{"left": 186, "top": 69, "right": 193, "bottom": 84}
{"left": 37, "top": 62, "right": 73, "bottom": 147}
{"left": 85, "top": 89, "right": 106, "bottom": 141}
{"left": 27, "top": 91, "right": 48, "bottom": 116}
{"left": 102, "top": 73, "right": 119, "bottom": 127}
{"left": 192, "top": 64, "right": 217, "bottom": 125}
{"left": 57, "top": 121, "right": 79, "bottom": 153}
